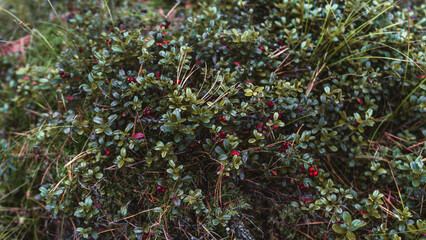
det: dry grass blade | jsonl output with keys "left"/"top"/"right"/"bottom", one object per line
{"left": 305, "top": 61, "right": 326, "bottom": 97}
{"left": 64, "top": 150, "right": 91, "bottom": 168}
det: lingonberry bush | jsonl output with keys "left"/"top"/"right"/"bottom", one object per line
{"left": 1, "top": 0, "right": 425, "bottom": 239}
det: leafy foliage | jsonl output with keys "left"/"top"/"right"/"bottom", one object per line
{"left": 1, "top": 0, "right": 425, "bottom": 239}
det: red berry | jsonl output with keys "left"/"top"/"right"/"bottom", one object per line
{"left": 156, "top": 185, "right": 163, "bottom": 192}
{"left": 211, "top": 137, "right": 216, "bottom": 142}
{"left": 313, "top": 170, "right": 319, "bottom": 176}
{"left": 156, "top": 72, "right": 160, "bottom": 79}
{"left": 357, "top": 98, "right": 363, "bottom": 105}
{"left": 266, "top": 101, "right": 274, "bottom": 107}
{"left": 196, "top": 61, "right": 201, "bottom": 65}
{"left": 142, "top": 233, "right": 148, "bottom": 239}
{"left": 144, "top": 108, "right": 151, "bottom": 116}
{"left": 160, "top": 187, "right": 166, "bottom": 193}
{"left": 309, "top": 167, "right": 314, "bottom": 172}
{"left": 231, "top": 150, "right": 240, "bottom": 156}
{"left": 58, "top": 70, "right": 64, "bottom": 75}
{"left": 105, "top": 149, "right": 111, "bottom": 155}
{"left": 122, "top": 112, "right": 126, "bottom": 117}
{"left": 274, "top": 125, "right": 278, "bottom": 130}
{"left": 132, "top": 132, "right": 145, "bottom": 139}
{"left": 66, "top": 96, "right": 74, "bottom": 100}
{"left": 158, "top": 43, "right": 162, "bottom": 47}
{"left": 234, "top": 62, "right": 240, "bottom": 66}
{"left": 266, "top": 65, "right": 270, "bottom": 68}
{"left": 78, "top": 47, "right": 84, "bottom": 52}
{"left": 361, "top": 210, "right": 366, "bottom": 215}
{"left": 299, "top": 108, "right": 303, "bottom": 112}
{"left": 354, "top": 121, "right": 359, "bottom": 126}
{"left": 421, "top": 75, "right": 425, "bottom": 80}
{"left": 218, "top": 131, "right": 226, "bottom": 138}
{"left": 162, "top": 40, "right": 167, "bottom": 44}
{"left": 260, "top": 46, "right": 264, "bottom": 51}
{"left": 309, "top": 172, "right": 314, "bottom": 176}
{"left": 61, "top": 74, "right": 67, "bottom": 79}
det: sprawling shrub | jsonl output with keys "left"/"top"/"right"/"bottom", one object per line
{"left": 1, "top": 0, "right": 424, "bottom": 239}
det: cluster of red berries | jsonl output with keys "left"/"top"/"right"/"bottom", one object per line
{"left": 231, "top": 150, "right": 240, "bottom": 156}
{"left": 157, "top": 40, "right": 170, "bottom": 47}
{"left": 156, "top": 185, "right": 167, "bottom": 193}
{"left": 58, "top": 70, "right": 71, "bottom": 79}
{"left": 144, "top": 108, "right": 151, "bottom": 116}
{"left": 66, "top": 96, "right": 74, "bottom": 100}
{"left": 308, "top": 166, "right": 319, "bottom": 176}
{"left": 266, "top": 101, "right": 274, "bottom": 108}
{"left": 301, "top": 196, "right": 313, "bottom": 204}
{"left": 105, "top": 40, "right": 112, "bottom": 44}
{"left": 218, "top": 116, "right": 227, "bottom": 122}
{"left": 298, "top": 182, "right": 309, "bottom": 191}
{"left": 218, "top": 131, "right": 226, "bottom": 138}
{"left": 279, "top": 142, "right": 291, "bottom": 152}
{"left": 127, "top": 77, "right": 136, "bottom": 83}
{"left": 159, "top": 22, "right": 170, "bottom": 29}
{"left": 300, "top": 164, "right": 319, "bottom": 176}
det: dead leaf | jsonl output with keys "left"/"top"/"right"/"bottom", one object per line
{"left": 0, "top": 34, "right": 32, "bottom": 56}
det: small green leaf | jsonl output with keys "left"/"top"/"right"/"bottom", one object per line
{"left": 332, "top": 224, "right": 346, "bottom": 234}
{"left": 343, "top": 211, "right": 352, "bottom": 225}
{"left": 346, "top": 231, "right": 356, "bottom": 240}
